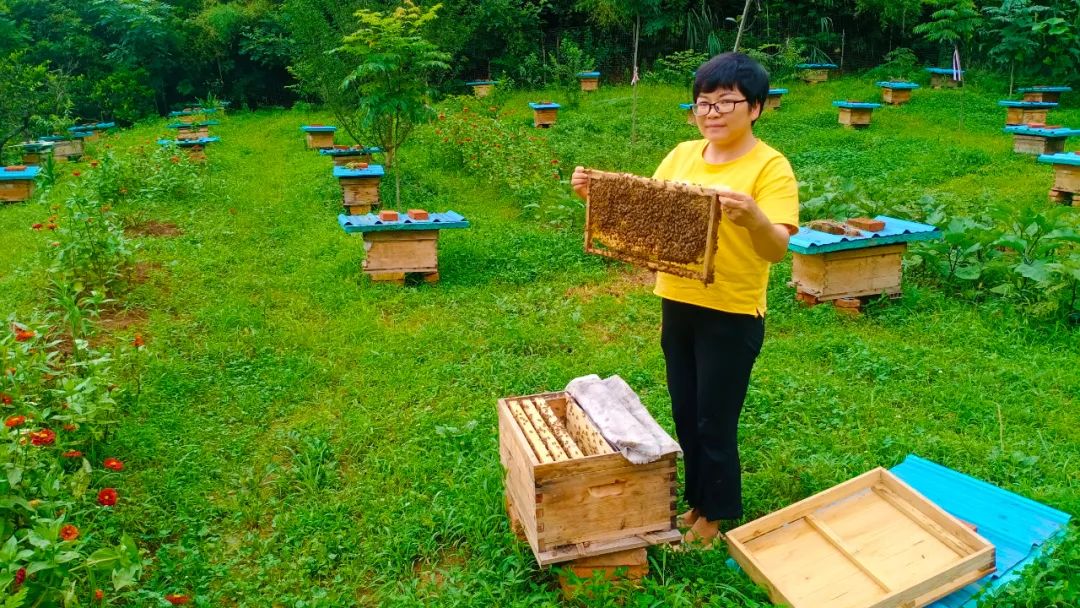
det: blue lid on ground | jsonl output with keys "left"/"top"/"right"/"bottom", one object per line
{"left": 333, "top": 164, "right": 385, "bottom": 178}
{"left": 1004, "top": 125, "right": 1080, "bottom": 137}
{"left": 529, "top": 102, "right": 561, "bottom": 110}
{"left": 1038, "top": 152, "right": 1080, "bottom": 166}
{"left": 877, "top": 81, "right": 920, "bottom": 89}
{"left": 998, "top": 100, "right": 1058, "bottom": 109}
{"left": 833, "top": 101, "right": 883, "bottom": 109}
{"left": 338, "top": 211, "right": 470, "bottom": 233}
{"left": 0, "top": 166, "right": 42, "bottom": 180}
{"left": 1018, "top": 86, "right": 1071, "bottom": 93}
{"left": 789, "top": 215, "right": 940, "bottom": 254}
{"left": 465, "top": 80, "right": 496, "bottom": 86}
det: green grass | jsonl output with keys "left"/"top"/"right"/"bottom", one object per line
{"left": 1, "top": 76, "right": 1078, "bottom": 606}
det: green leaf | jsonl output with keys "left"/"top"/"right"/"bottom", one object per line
{"left": 1015, "top": 261, "right": 1051, "bottom": 283}
{"left": 955, "top": 264, "right": 982, "bottom": 280}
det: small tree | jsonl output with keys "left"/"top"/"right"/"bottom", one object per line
{"left": 335, "top": 1, "right": 450, "bottom": 209}
{"left": 984, "top": 0, "right": 1047, "bottom": 94}
{"left": 0, "top": 52, "right": 71, "bottom": 161}
{"left": 913, "top": 0, "right": 982, "bottom": 64}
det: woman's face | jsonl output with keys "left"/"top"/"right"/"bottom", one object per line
{"left": 694, "top": 87, "right": 761, "bottom": 145}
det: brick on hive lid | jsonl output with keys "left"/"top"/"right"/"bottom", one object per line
{"left": 809, "top": 219, "right": 862, "bottom": 236}
{"left": 5, "top": 165, "right": 28, "bottom": 172}
{"left": 407, "top": 209, "right": 429, "bottom": 220}
{"left": 1027, "top": 122, "right": 1046, "bottom": 128}
{"left": 378, "top": 210, "right": 399, "bottom": 222}
{"left": 846, "top": 217, "right": 886, "bottom": 232}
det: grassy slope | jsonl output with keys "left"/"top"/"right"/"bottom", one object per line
{"left": 0, "top": 76, "right": 1077, "bottom": 606}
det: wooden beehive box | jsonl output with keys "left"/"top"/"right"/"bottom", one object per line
{"left": 727, "top": 467, "right": 995, "bottom": 608}
{"left": 50, "top": 139, "right": 83, "bottom": 162}
{"left": 792, "top": 243, "right": 906, "bottom": 301}
{"left": 585, "top": 169, "right": 721, "bottom": 284}
{"left": 578, "top": 72, "right": 601, "bottom": 92}
{"left": 499, "top": 391, "right": 680, "bottom": 566}
{"left": 765, "top": 89, "right": 787, "bottom": 110}
{"left": 1014, "top": 134, "right": 1065, "bottom": 155}
{"left": 0, "top": 180, "right": 34, "bottom": 203}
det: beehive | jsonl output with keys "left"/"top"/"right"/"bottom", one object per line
{"left": 585, "top": 169, "right": 721, "bottom": 284}
{"left": 499, "top": 391, "right": 680, "bottom": 566}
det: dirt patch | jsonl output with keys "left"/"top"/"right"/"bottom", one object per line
{"left": 129, "top": 260, "right": 163, "bottom": 284}
{"left": 97, "top": 307, "right": 148, "bottom": 332}
{"left": 125, "top": 220, "right": 182, "bottom": 238}
{"left": 412, "top": 549, "right": 468, "bottom": 590}
{"left": 565, "top": 267, "right": 655, "bottom": 302}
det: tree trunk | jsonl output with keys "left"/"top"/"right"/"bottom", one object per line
{"left": 631, "top": 15, "right": 640, "bottom": 145}
{"left": 1009, "top": 61, "right": 1015, "bottom": 96}
{"left": 733, "top": 0, "right": 753, "bottom": 52}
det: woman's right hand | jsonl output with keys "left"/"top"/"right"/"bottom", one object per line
{"left": 571, "top": 166, "right": 588, "bottom": 200}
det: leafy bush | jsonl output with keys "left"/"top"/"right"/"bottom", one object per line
{"left": 866, "top": 47, "right": 919, "bottom": 81}
{"left": 645, "top": 50, "right": 709, "bottom": 85}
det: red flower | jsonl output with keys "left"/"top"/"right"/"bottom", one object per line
{"left": 13, "top": 568, "right": 25, "bottom": 587}
{"left": 94, "top": 589, "right": 104, "bottom": 601}
{"left": 60, "top": 524, "right": 79, "bottom": 541}
{"left": 49, "top": 242, "right": 60, "bottom": 247}
{"left": 104, "top": 458, "right": 124, "bottom": 471}
{"left": 46, "top": 223, "right": 57, "bottom": 231}
{"left": 5, "top": 415, "right": 25, "bottom": 428}
{"left": 170, "top": 156, "right": 180, "bottom": 164}
{"left": 551, "top": 159, "right": 559, "bottom": 165}
{"left": 14, "top": 329, "right": 34, "bottom": 342}
{"left": 31, "top": 223, "right": 43, "bottom": 231}
{"left": 62, "top": 450, "right": 83, "bottom": 458}
{"left": 90, "top": 161, "right": 99, "bottom": 168}
{"left": 97, "top": 488, "right": 117, "bottom": 506}
{"left": 0, "top": 394, "right": 11, "bottom": 405}
{"left": 72, "top": 171, "right": 81, "bottom": 177}
{"left": 30, "top": 428, "right": 56, "bottom": 446}
{"left": 133, "top": 334, "right": 145, "bottom": 348}
{"left": 165, "top": 594, "right": 191, "bottom": 605}
{"left": 63, "top": 423, "right": 77, "bottom": 432}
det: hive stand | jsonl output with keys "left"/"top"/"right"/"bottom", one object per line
{"left": 765, "top": 88, "right": 788, "bottom": 110}
{"left": 301, "top": 125, "right": 336, "bottom": 150}
{"left": 833, "top": 102, "right": 883, "bottom": 129}
{"left": 790, "top": 216, "right": 942, "bottom": 313}
{"left": 577, "top": 71, "right": 601, "bottom": 92}
{"left": 319, "top": 146, "right": 382, "bottom": 167}
{"left": 529, "top": 102, "right": 561, "bottom": 128}
{"left": 0, "top": 166, "right": 41, "bottom": 203}
{"left": 1038, "top": 152, "right": 1080, "bottom": 206}
{"left": 1004, "top": 125, "right": 1079, "bottom": 156}
{"left": 334, "top": 164, "right": 384, "bottom": 215}
{"left": 465, "top": 80, "right": 495, "bottom": 98}
{"left": 926, "top": 67, "right": 963, "bottom": 88}
{"left": 877, "top": 81, "right": 919, "bottom": 105}
{"left": 796, "top": 63, "right": 838, "bottom": 84}
{"left": 999, "top": 100, "right": 1057, "bottom": 126}
{"left": 338, "top": 210, "right": 469, "bottom": 284}
{"left": 1018, "top": 86, "right": 1071, "bottom": 104}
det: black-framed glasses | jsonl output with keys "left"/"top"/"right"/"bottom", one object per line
{"left": 693, "top": 99, "right": 748, "bottom": 116}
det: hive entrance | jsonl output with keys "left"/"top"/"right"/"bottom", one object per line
{"left": 585, "top": 170, "right": 721, "bottom": 284}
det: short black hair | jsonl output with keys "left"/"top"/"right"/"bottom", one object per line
{"left": 693, "top": 52, "right": 770, "bottom": 119}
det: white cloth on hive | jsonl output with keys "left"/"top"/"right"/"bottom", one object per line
{"left": 565, "top": 374, "right": 681, "bottom": 464}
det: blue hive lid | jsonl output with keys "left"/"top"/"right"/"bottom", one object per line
{"left": 338, "top": 211, "right": 470, "bottom": 233}
{"left": 577, "top": 71, "right": 601, "bottom": 78}
{"left": 157, "top": 137, "right": 220, "bottom": 147}
{"left": 320, "top": 146, "right": 382, "bottom": 156}
{"left": 0, "top": 166, "right": 42, "bottom": 180}
{"left": 925, "top": 67, "right": 964, "bottom": 75}
{"left": 301, "top": 125, "right": 337, "bottom": 132}
{"left": 333, "top": 164, "right": 385, "bottom": 178}
{"left": 1038, "top": 152, "right": 1080, "bottom": 166}
{"left": 1004, "top": 125, "right": 1080, "bottom": 137}
{"left": 529, "top": 102, "right": 561, "bottom": 110}
{"left": 1018, "top": 85, "right": 1071, "bottom": 93}
{"left": 679, "top": 102, "right": 694, "bottom": 110}
{"left": 169, "top": 108, "right": 217, "bottom": 117}
{"left": 998, "top": 100, "right": 1058, "bottom": 108}
{"left": 167, "top": 121, "right": 220, "bottom": 128}
{"left": 833, "top": 101, "right": 882, "bottom": 109}
{"left": 768, "top": 88, "right": 789, "bottom": 95}
{"left": 465, "top": 80, "right": 496, "bottom": 86}
{"left": 19, "top": 142, "right": 53, "bottom": 152}
{"left": 877, "top": 81, "right": 919, "bottom": 89}
{"left": 92, "top": 122, "right": 116, "bottom": 129}
{"left": 788, "top": 215, "right": 940, "bottom": 254}
{"left": 68, "top": 130, "right": 94, "bottom": 138}
{"left": 795, "top": 63, "right": 838, "bottom": 69}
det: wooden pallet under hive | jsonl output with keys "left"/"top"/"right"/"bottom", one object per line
{"left": 499, "top": 391, "right": 680, "bottom": 566}
{"left": 585, "top": 169, "right": 721, "bottom": 285}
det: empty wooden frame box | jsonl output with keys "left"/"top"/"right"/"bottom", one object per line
{"left": 167, "top": 121, "right": 219, "bottom": 139}
{"left": 320, "top": 145, "right": 382, "bottom": 167}
{"left": 925, "top": 67, "right": 963, "bottom": 88}
{"left": 334, "top": 164, "right": 384, "bottom": 215}
{"left": 1018, "top": 85, "right": 1071, "bottom": 103}
{"left": 19, "top": 142, "right": 53, "bottom": 165}
{"left": 584, "top": 169, "right": 722, "bottom": 285}
{"left": 834, "top": 101, "right": 883, "bottom": 129}
{"left": 338, "top": 210, "right": 469, "bottom": 283}
{"left": 301, "top": 124, "right": 336, "bottom": 149}
{"left": 727, "top": 467, "right": 996, "bottom": 608}
{"left": 498, "top": 391, "right": 681, "bottom": 567}
{"left": 39, "top": 136, "right": 83, "bottom": 162}
{"left": 0, "top": 166, "right": 41, "bottom": 203}
{"left": 999, "top": 100, "right": 1057, "bottom": 126}
{"left": 466, "top": 80, "right": 496, "bottom": 97}
{"left": 766, "top": 88, "right": 788, "bottom": 110}
{"left": 529, "top": 102, "right": 561, "bottom": 128}
{"left": 578, "top": 71, "right": 601, "bottom": 91}
{"left": 790, "top": 216, "right": 941, "bottom": 304}
{"left": 1038, "top": 151, "right": 1080, "bottom": 206}
{"left": 877, "top": 81, "right": 919, "bottom": 105}
{"left": 1004, "top": 124, "right": 1078, "bottom": 155}
{"left": 796, "top": 63, "right": 837, "bottom": 84}
{"left": 157, "top": 136, "right": 219, "bottom": 162}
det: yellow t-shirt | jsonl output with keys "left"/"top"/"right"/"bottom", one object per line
{"left": 652, "top": 139, "right": 799, "bottom": 316}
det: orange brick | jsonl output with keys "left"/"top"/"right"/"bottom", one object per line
{"left": 407, "top": 209, "right": 429, "bottom": 220}
{"left": 4, "top": 165, "right": 27, "bottom": 172}
{"left": 378, "top": 210, "right": 399, "bottom": 222}
{"left": 846, "top": 217, "right": 886, "bottom": 232}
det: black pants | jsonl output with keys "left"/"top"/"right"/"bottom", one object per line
{"left": 661, "top": 298, "right": 764, "bottom": 521}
